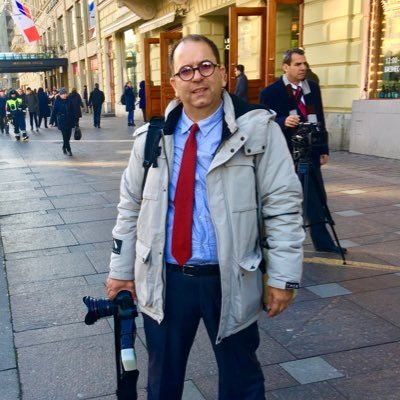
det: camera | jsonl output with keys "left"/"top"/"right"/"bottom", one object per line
{"left": 291, "top": 122, "right": 327, "bottom": 162}
{"left": 83, "top": 290, "right": 138, "bottom": 371}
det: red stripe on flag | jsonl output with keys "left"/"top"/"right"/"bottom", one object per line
{"left": 24, "top": 26, "right": 41, "bottom": 42}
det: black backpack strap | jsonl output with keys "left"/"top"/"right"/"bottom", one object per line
{"left": 142, "top": 116, "right": 165, "bottom": 193}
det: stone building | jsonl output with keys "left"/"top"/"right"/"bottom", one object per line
{"left": 13, "top": 0, "right": 400, "bottom": 158}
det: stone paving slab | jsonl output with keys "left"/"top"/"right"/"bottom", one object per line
{"left": 0, "top": 197, "right": 53, "bottom": 216}
{"left": 50, "top": 192, "right": 109, "bottom": 209}
{"left": 2, "top": 226, "right": 77, "bottom": 253}
{"left": 259, "top": 297, "right": 400, "bottom": 358}
{"left": 268, "top": 381, "right": 346, "bottom": 399}
{"left": 0, "top": 370, "right": 19, "bottom": 400}
{"left": 86, "top": 248, "right": 113, "bottom": 273}
{"left": 340, "top": 272, "right": 400, "bottom": 293}
{"left": 0, "top": 211, "right": 64, "bottom": 232}
{"left": 280, "top": 357, "right": 344, "bottom": 384}
{"left": 5, "top": 246, "right": 70, "bottom": 261}
{"left": 329, "top": 367, "right": 400, "bottom": 400}
{"left": 14, "top": 320, "right": 111, "bottom": 348}
{"left": 0, "top": 188, "right": 46, "bottom": 202}
{"left": 6, "top": 252, "right": 97, "bottom": 287}
{"left": 324, "top": 341, "right": 400, "bottom": 378}
{"left": 89, "top": 179, "right": 122, "bottom": 191}
{"left": 59, "top": 206, "right": 117, "bottom": 224}
{"left": 10, "top": 280, "right": 106, "bottom": 331}
{"left": 43, "top": 183, "right": 94, "bottom": 197}
{"left": 0, "top": 266, "right": 16, "bottom": 371}
{"left": 349, "top": 286, "right": 400, "bottom": 327}
{"left": 68, "top": 220, "right": 117, "bottom": 244}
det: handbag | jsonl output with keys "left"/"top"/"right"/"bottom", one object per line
{"left": 74, "top": 126, "right": 82, "bottom": 140}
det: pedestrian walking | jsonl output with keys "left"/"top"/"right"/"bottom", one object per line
{"left": 106, "top": 34, "right": 304, "bottom": 400}
{"left": 50, "top": 87, "right": 76, "bottom": 156}
{"left": 83, "top": 85, "right": 89, "bottom": 113}
{"left": 233, "top": 64, "right": 248, "bottom": 102}
{"left": 124, "top": 81, "right": 136, "bottom": 126}
{"left": 37, "top": 88, "right": 50, "bottom": 129}
{"left": 25, "top": 87, "right": 40, "bottom": 132}
{"left": 6, "top": 89, "right": 28, "bottom": 141}
{"left": 0, "top": 89, "right": 7, "bottom": 133}
{"left": 138, "top": 80, "right": 147, "bottom": 122}
{"left": 259, "top": 47, "right": 345, "bottom": 254}
{"left": 88, "top": 83, "right": 105, "bottom": 128}
{"left": 68, "top": 88, "right": 83, "bottom": 128}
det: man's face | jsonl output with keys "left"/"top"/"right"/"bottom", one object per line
{"left": 234, "top": 68, "right": 240, "bottom": 77}
{"left": 170, "top": 40, "right": 227, "bottom": 120}
{"left": 60, "top": 93, "right": 67, "bottom": 99}
{"left": 283, "top": 53, "right": 307, "bottom": 84}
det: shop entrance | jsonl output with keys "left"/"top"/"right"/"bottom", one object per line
{"left": 143, "top": 1, "right": 302, "bottom": 118}
{"left": 144, "top": 31, "right": 182, "bottom": 119}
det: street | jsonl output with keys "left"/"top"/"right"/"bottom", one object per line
{"left": 1, "top": 113, "right": 400, "bottom": 400}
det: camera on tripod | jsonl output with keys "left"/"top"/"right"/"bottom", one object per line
{"left": 291, "top": 122, "right": 326, "bottom": 162}
{"left": 83, "top": 290, "right": 138, "bottom": 371}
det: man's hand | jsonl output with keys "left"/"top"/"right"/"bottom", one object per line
{"left": 106, "top": 277, "right": 136, "bottom": 301}
{"left": 284, "top": 115, "right": 300, "bottom": 128}
{"left": 320, "top": 154, "right": 329, "bottom": 166}
{"left": 265, "top": 287, "right": 295, "bottom": 318}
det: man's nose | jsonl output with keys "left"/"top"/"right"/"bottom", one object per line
{"left": 192, "top": 68, "right": 203, "bottom": 81}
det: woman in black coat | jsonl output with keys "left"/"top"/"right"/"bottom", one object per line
{"left": 50, "top": 88, "right": 78, "bottom": 156}
{"left": 124, "top": 81, "right": 135, "bottom": 126}
{"left": 68, "top": 88, "right": 83, "bottom": 127}
{"left": 37, "top": 87, "right": 50, "bottom": 128}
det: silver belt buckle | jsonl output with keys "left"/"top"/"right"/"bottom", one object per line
{"left": 182, "top": 264, "right": 196, "bottom": 276}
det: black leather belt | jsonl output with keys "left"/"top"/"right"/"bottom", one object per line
{"left": 166, "top": 262, "right": 220, "bottom": 277}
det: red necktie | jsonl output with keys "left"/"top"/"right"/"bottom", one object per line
{"left": 294, "top": 87, "right": 307, "bottom": 120}
{"left": 171, "top": 123, "right": 199, "bottom": 265}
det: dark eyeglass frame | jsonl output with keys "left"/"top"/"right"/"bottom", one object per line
{"left": 173, "top": 60, "right": 220, "bottom": 81}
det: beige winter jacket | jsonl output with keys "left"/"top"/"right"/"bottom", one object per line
{"left": 109, "top": 91, "right": 304, "bottom": 343}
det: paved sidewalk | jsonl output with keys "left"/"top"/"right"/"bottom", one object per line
{"left": 1, "top": 114, "right": 400, "bottom": 400}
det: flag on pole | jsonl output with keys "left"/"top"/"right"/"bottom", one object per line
{"left": 11, "top": 0, "right": 41, "bottom": 43}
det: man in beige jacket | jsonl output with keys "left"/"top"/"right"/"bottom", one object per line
{"left": 107, "top": 34, "right": 304, "bottom": 400}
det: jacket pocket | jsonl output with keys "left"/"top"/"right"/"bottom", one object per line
{"left": 135, "top": 240, "right": 152, "bottom": 306}
{"left": 233, "top": 253, "right": 263, "bottom": 323}
{"left": 142, "top": 165, "right": 162, "bottom": 200}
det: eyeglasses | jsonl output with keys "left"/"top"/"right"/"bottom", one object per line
{"left": 173, "top": 60, "right": 220, "bottom": 81}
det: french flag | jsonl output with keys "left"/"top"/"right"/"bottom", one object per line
{"left": 11, "top": 0, "right": 41, "bottom": 43}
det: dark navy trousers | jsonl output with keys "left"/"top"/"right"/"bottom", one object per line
{"left": 143, "top": 268, "right": 265, "bottom": 400}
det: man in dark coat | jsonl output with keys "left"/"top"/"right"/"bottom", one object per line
{"left": 0, "top": 89, "right": 7, "bottom": 133}
{"left": 50, "top": 87, "right": 78, "bottom": 156}
{"left": 124, "top": 81, "right": 135, "bottom": 126}
{"left": 259, "top": 48, "right": 345, "bottom": 254}
{"left": 26, "top": 87, "right": 40, "bottom": 132}
{"left": 88, "top": 83, "right": 105, "bottom": 128}
{"left": 83, "top": 85, "right": 89, "bottom": 113}
{"left": 68, "top": 88, "right": 83, "bottom": 127}
{"left": 37, "top": 88, "right": 50, "bottom": 128}
{"left": 233, "top": 64, "right": 248, "bottom": 102}
{"left": 138, "top": 80, "right": 147, "bottom": 122}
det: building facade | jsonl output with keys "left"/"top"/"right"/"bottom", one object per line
{"left": 13, "top": 0, "right": 400, "bottom": 158}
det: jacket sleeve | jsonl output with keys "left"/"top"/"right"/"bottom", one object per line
{"left": 108, "top": 135, "right": 146, "bottom": 281}
{"left": 256, "top": 119, "right": 304, "bottom": 289}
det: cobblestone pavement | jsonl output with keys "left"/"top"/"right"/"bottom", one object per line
{"left": 1, "top": 114, "right": 400, "bottom": 400}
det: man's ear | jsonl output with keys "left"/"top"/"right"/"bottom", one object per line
{"left": 282, "top": 63, "right": 289, "bottom": 74}
{"left": 170, "top": 77, "right": 178, "bottom": 97}
{"left": 220, "top": 66, "right": 227, "bottom": 87}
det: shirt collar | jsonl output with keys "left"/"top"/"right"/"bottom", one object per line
{"left": 179, "top": 103, "right": 224, "bottom": 137}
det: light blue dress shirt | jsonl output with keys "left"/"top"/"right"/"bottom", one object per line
{"left": 164, "top": 103, "right": 223, "bottom": 265}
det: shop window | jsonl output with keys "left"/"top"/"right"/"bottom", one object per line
{"left": 368, "top": 0, "right": 400, "bottom": 99}
{"left": 89, "top": 56, "right": 99, "bottom": 87}
{"left": 275, "top": 4, "right": 300, "bottom": 78}
{"left": 123, "top": 29, "right": 138, "bottom": 95}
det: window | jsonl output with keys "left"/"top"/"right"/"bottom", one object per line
{"left": 76, "top": 1, "right": 84, "bottom": 46}
{"left": 368, "top": 0, "right": 400, "bottom": 99}
{"left": 66, "top": 8, "right": 76, "bottom": 50}
{"left": 57, "top": 17, "right": 65, "bottom": 52}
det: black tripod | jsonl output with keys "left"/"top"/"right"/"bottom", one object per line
{"left": 293, "top": 136, "right": 346, "bottom": 264}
